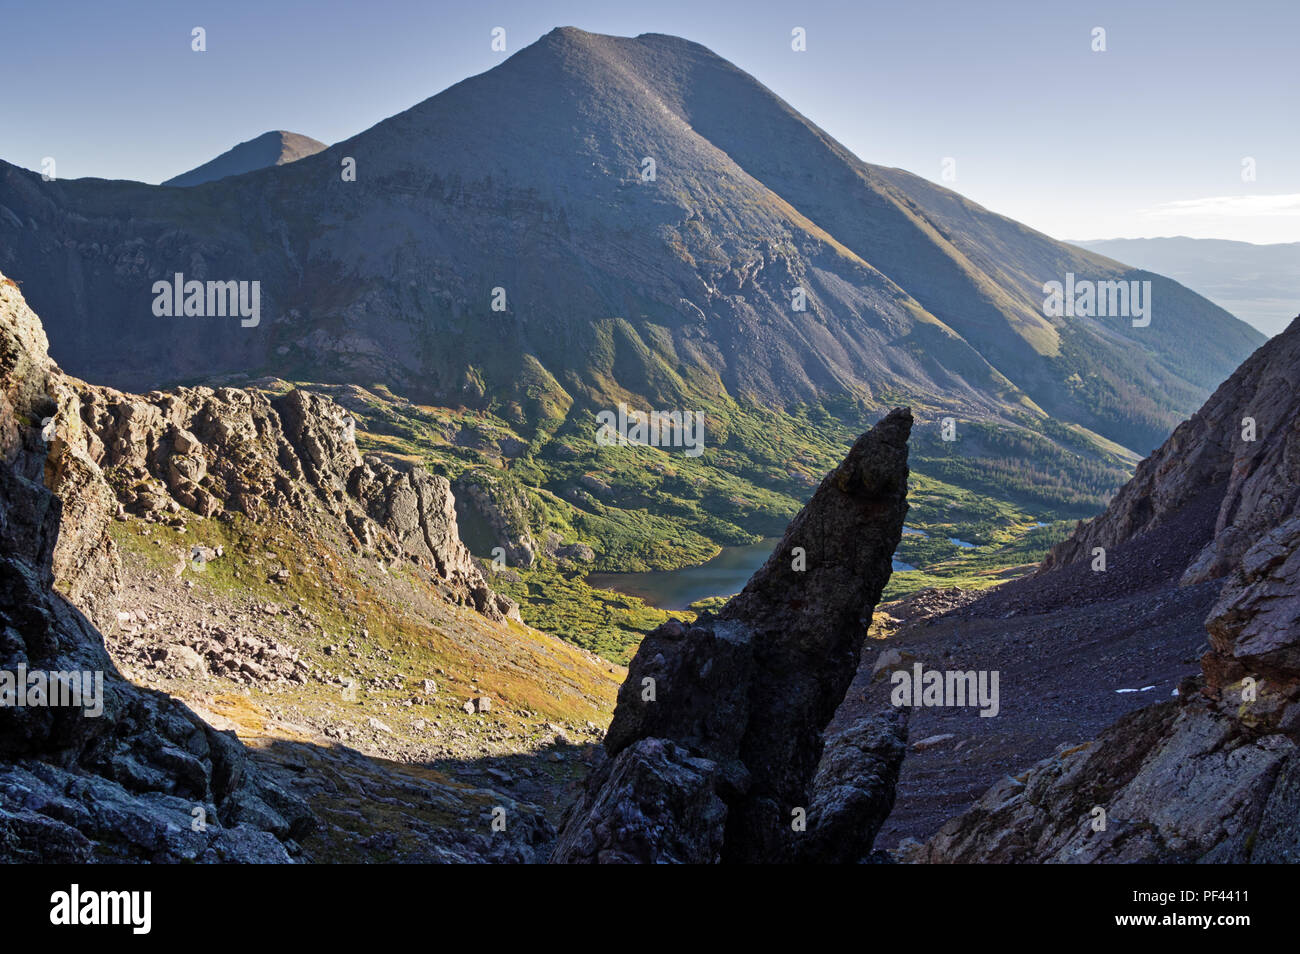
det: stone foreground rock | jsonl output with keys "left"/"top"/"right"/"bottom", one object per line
{"left": 552, "top": 409, "right": 912, "bottom": 863}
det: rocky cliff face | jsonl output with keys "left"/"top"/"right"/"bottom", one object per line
{"left": 551, "top": 409, "right": 912, "bottom": 863}
{"left": 923, "top": 317, "right": 1300, "bottom": 864}
{"left": 0, "top": 271, "right": 524, "bottom": 861}
{"left": 1043, "top": 317, "right": 1300, "bottom": 586}
{"left": 452, "top": 470, "right": 540, "bottom": 569}
{"left": 0, "top": 275, "right": 313, "bottom": 861}
{"left": 67, "top": 378, "right": 517, "bottom": 623}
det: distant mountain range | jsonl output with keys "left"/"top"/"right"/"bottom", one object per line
{"left": 162, "top": 130, "right": 326, "bottom": 187}
{"left": 0, "top": 27, "right": 1264, "bottom": 488}
{"left": 1072, "top": 237, "right": 1299, "bottom": 338}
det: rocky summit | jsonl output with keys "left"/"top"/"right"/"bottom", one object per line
{"left": 162, "top": 131, "right": 327, "bottom": 188}
{"left": 552, "top": 409, "right": 912, "bottom": 862}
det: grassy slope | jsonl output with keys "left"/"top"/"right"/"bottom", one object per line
{"left": 103, "top": 512, "right": 622, "bottom": 857}
{"left": 248, "top": 379, "right": 1102, "bottom": 663}
{"left": 107, "top": 510, "right": 621, "bottom": 733}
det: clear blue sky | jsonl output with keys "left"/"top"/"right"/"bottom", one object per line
{"left": 7, "top": 0, "right": 1298, "bottom": 242}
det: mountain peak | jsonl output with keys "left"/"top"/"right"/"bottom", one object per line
{"left": 161, "top": 130, "right": 326, "bottom": 187}
{"left": 0, "top": 29, "right": 1264, "bottom": 478}
{"left": 544, "top": 25, "right": 600, "bottom": 41}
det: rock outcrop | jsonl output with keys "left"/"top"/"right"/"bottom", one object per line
{"left": 65, "top": 377, "right": 516, "bottom": 623}
{"left": 1203, "top": 515, "right": 1300, "bottom": 700}
{"left": 1043, "top": 315, "right": 1300, "bottom": 586}
{"left": 793, "top": 709, "right": 908, "bottom": 864}
{"left": 552, "top": 409, "right": 912, "bottom": 863}
{"left": 923, "top": 316, "right": 1300, "bottom": 864}
{"left": 0, "top": 274, "right": 312, "bottom": 861}
{"left": 452, "top": 470, "right": 539, "bottom": 569}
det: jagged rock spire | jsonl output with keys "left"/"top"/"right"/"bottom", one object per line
{"left": 552, "top": 408, "right": 911, "bottom": 863}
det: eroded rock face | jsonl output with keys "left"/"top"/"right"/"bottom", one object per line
{"left": 61, "top": 373, "right": 514, "bottom": 623}
{"left": 1204, "top": 515, "right": 1300, "bottom": 698}
{"left": 452, "top": 471, "right": 539, "bottom": 569}
{"left": 924, "top": 316, "right": 1300, "bottom": 865}
{"left": 794, "top": 710, "right": 908, "bottom": 864}
{"left": 552, "top": 409, "right": 912, "bottom": 863}
{"left": 1043, "top": 316, "right": 1300, "bottom": 586}
{"left": 0, "top": 275, "right": 312, "bottom": 861}
{"left": 920, "top": 692, "right": 1296, "bottom": 864}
